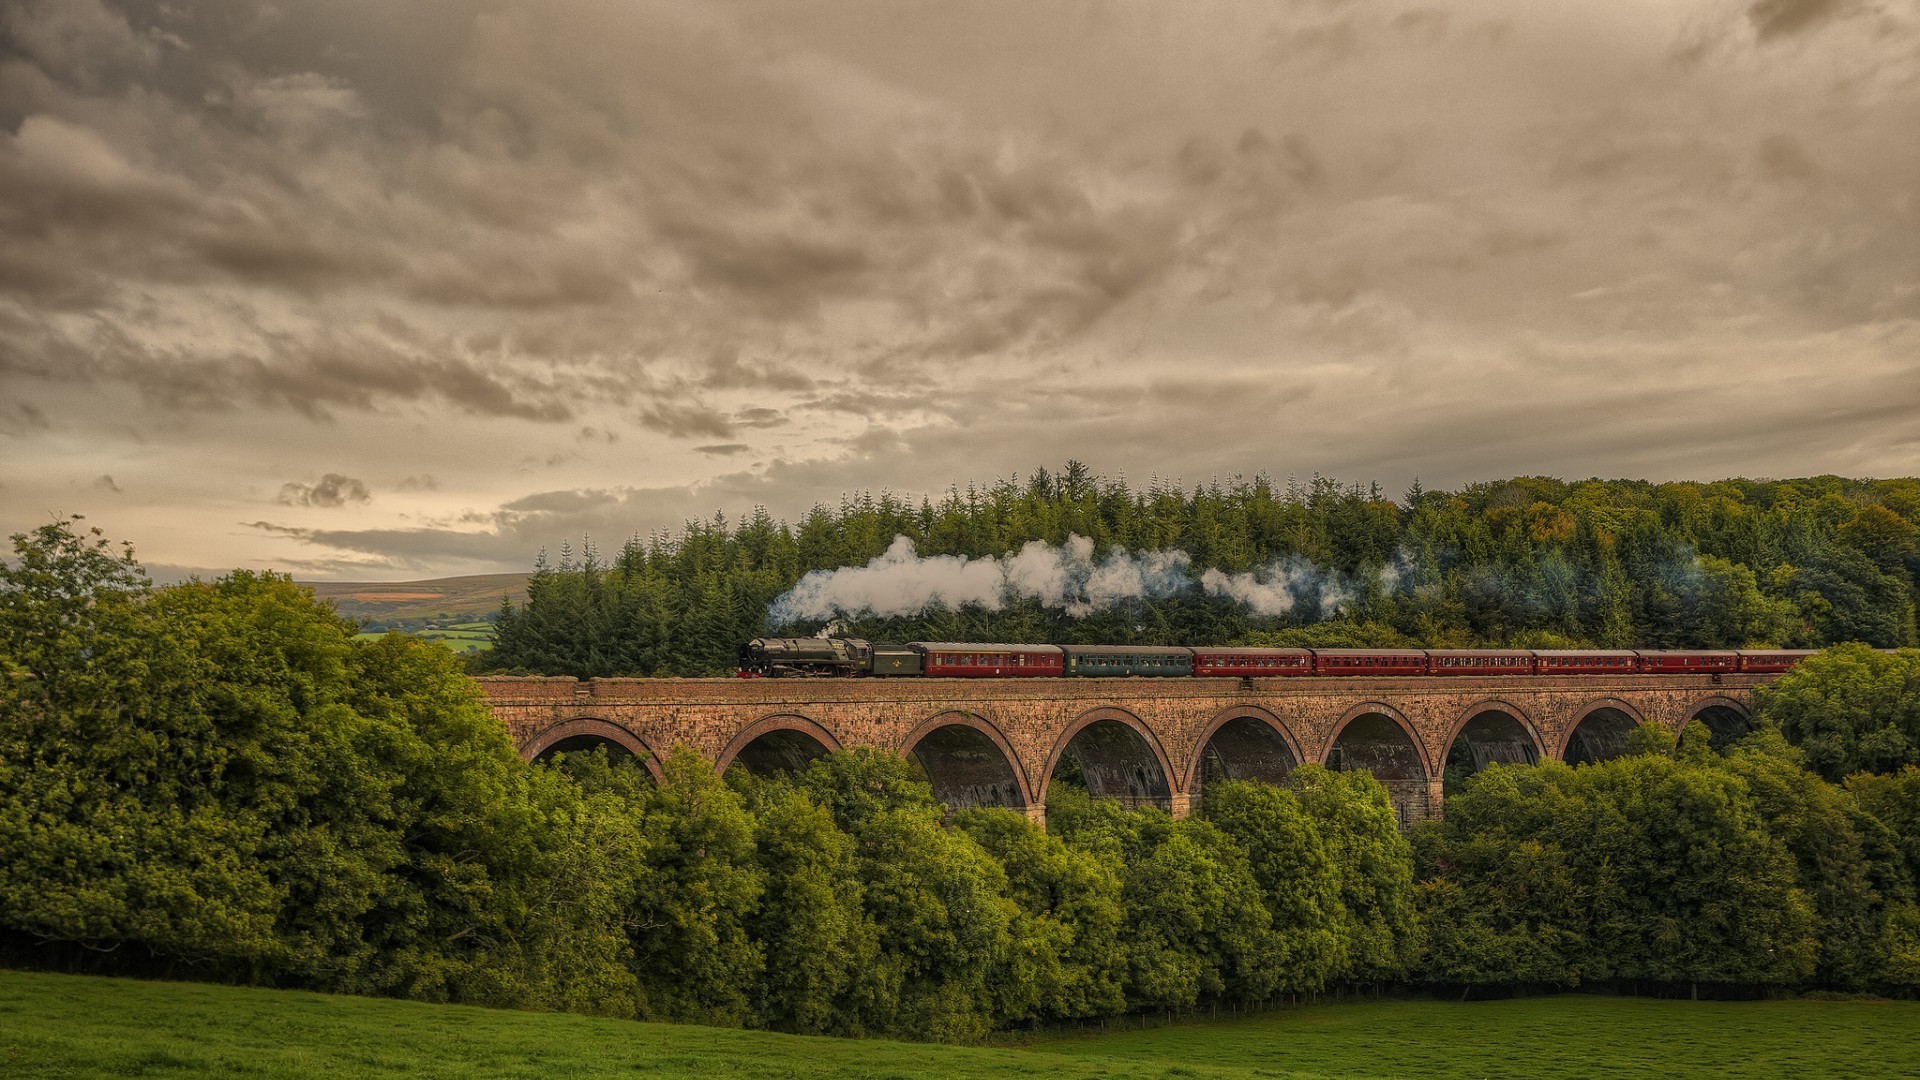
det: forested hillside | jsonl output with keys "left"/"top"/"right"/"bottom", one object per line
{"left": 483, "top": 468, "right": 1920, "bottom": 677}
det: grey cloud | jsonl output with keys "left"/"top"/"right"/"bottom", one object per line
{"left": 698, "top": 350, "right": 817, "bottom": 392}
{"left": 1749, "top": 0, "right": 1853, "bottom": 40}
{"left": 278, "top": 473, "right": 371, "bottom": 508}
{"left": 733, "top": 408, "right": 789, "bottom": 429}
{"left": 1757, "top": 134, "right": 1821, "bottom": 182}
{"left": 0, "top": 320, "right": 578, "bottom": 422}
{"left": 242, "top": 520, "right": 522, "bottom": 570}
{"left": 2, "top": 0, "right": 158, "bottom": 94}
{"left": 501, "top": 489, "right": 622, "bottom": 515}
{"left": 397, "top": 474, "right": 439, "bottom": 491}
{"left": 799, "top": 389, "right": 947, "bottom": 419}
{"left": 92, "top": 474, "right": 122, "bottom": 493}
{"left": 637, "top": 401, "right": 735, "bottom": 439}
{"left": 6, "top": 402, "right": 49, "bottom": 431}
{"left": 2, "top": 1, "right": 1917, "bottom": 577}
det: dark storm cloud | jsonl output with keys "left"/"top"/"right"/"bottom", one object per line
{"left": 697, "top": 350, "right": 816, "bottom": 393}
{"left": 1749, "top": 0, "right": 1856, "bottom": 40}
{"left": 636, "top": 401, "right": 735, "bottom": 440}
{"left": 242, "top": 520, "right": 523, "bottom": 568}
{"left": 278, "top": 474, "right": 371, "bottom": 508}
{"left": 0, "top": 0, "right": 1208, "bottom": 434}
{"left": 732, "top": 408, "right": 789, "bottom": 429}
{"left": 0, "top": 319, "right": 576, "bottom": 421}
{"left": 2, "top": 0, "right": 1917, "bottom": 577}
{"left": 1757, "top": 135, "right": 1822, "bottom": 182}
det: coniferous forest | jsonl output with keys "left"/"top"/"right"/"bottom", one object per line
{"left": 5, "top": 475, "right": 1920, "bottom": 1041}
{"left": 481, "top": 469, "right": 1920, "bottom": 678}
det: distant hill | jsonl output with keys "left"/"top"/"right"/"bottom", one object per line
{"left": 304, "top": 573, "right": 529, "bottom": 622}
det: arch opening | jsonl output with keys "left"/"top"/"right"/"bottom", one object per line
{"left": 1050, "top": 719, "right": 1172, "bottom": 810}
{"left": 521, "top": 719, "right": 661, "bottom": 782}
{"left": 1690, "top": 704, "right": 1753, "bottom": 754}
{"left": 1564, "top": 707, "right": 1638, "bottom": 766}
{"left": 1329, "top": 713, "right": 1427, "bottom": 780}
{"left": 1329, "top": 712, "right": 1429, "bottom": 825}
{"left": 907, "top": 723, "right": 1026, "bottom": 811}
{"left": 727, "top": 728, "right": 833, "bottom": 777}
{"left": 1197, "top": 715, "right": 1298, "bottom": 791}
{"left": 1444, "top": 710, "right": 1540, "bottom": 793}
{"left": 533, "top": 733, "right": 640, "bottom": 765}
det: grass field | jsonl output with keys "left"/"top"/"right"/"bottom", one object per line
{"left": 354, "top": 623, "right": 497, "bottom": 653}
{"left": 4, "top": 971, "right": 1918, "bottom": 1079}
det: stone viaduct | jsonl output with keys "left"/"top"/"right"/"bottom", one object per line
{"left": 479, "top": 672, "right": 1770, "bottom": 825}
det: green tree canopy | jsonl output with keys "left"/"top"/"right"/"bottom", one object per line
{"left": 1757, "top": 644, "right": 1920, "bottom": 781}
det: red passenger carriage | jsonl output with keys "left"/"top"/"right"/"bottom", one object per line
{"left": 1189, "top": 647, "right": 1314, "bottom": 677}
{"left": 1634, "top": 650, "right": 1738, "bottom": 674}
{"left": 1310, "top": 649, "right": 1429, "bottom": 676}
{"left": 913, "top": 642, "right": 1064, "bottom": 678}
{"left": 1426, "top": 650, "right": 1535, "bottom": 676}
{"left": 1532, "top": 650, "right": 1638, "bottom": 675}
{"left": 1735, "top": 650, "right": 1815, "bottom": 673}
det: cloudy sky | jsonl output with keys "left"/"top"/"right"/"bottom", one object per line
{"left": 1, "top": 0, "right": 1916, "bottom": 580}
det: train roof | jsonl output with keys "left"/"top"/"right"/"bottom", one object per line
{"left": 908, "top": 642, "right": 1064, "bottom": 654}
{"left": 1058, "top": 644, "right": 1196, "bottom": 656}
{"left": 1309, "top": 648, "right": 1429, "bottom": 657}
{"left": 1632, "top": 649, "right": 1739, "bottom": 657}
{"left": 1530, "top": 649, "right": 1638, "bottom": 658}
{"left": 1424, "top": 649, "right": 1535, "bottom": 657}
{"left": 1188, "top": 646, "right": 1314, "bottom": 655}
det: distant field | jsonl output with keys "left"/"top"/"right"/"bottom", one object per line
{"left": 304, "top": 573, "right": 529, "bottom": 621}
{"left": 4, "top": 970, "right": 1918, "bottom": 1079}
{"left": 354, "top": 626, "right": 496, "bottom": 653}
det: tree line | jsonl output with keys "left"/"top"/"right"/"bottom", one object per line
{"left": 482, "top": 468, "right": 1920, "bottom": 677}
{"left": 5, "top": 519, "right": 1920, "bottom": 1041}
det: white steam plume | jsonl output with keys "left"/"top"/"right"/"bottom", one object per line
{"left": 770, "top": 534, "right": 1361, "bottom": 623}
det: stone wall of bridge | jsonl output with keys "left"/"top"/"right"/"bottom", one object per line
{"left": 478, "top": 674, "right": 1769, "bottom": 824}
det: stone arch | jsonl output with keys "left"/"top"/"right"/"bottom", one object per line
{"left": 522, "top": 717, "right": 663, "bottom": 782}
{"left": 1686, "top": 696, "right": 1755, "bottom": 753}
{"left": 900, "top": 710, "right": 1034, "bottom": 811}
{"left": 1440, "top": 700, "right": 1544, "bottom": 790}
{"left": 1325, "top": 703, "right": 1431, "bottom": 825}
{"left": 716, "top": 713, "right": 843, "bottom": 777}
{"left": 1324, "top": 703, "right": 1429, "bottom": 779}
{"left": 1560, "top": 698, "right": 1648, "bottom": 765}
{"left": 1186, "top": 706, "right": 1305, "bottom": 794}
{"left": 1041, "top": 707, "right": 1176, "bottom": 810}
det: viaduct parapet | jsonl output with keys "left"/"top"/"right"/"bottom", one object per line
{"left": 479, "top": 674, "right": 1769, "bottom": 824}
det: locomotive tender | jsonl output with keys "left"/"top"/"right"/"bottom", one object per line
{"left": 737, "top": 638, "right": 1815, "bottom": 679}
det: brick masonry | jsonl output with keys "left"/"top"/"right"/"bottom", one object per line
{"left": 480, "top": 673, "right": 1770, "bottom": 823}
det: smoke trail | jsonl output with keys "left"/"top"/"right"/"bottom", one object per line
{"left": 1197, "top": 558, "right": 1344, "bottom": 617}
{"left": 769, "top": 534, "right": 1363, "bottom": 623}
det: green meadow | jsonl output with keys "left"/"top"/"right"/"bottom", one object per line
{"left": 4, "top": 970, "right": 1916, "bottom": 1079}
{"left": 353, "top": 621, "right": 496, "bottom": 653}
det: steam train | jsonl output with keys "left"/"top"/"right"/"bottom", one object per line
{"left": 737, "top": 638, "right": 1817, "bottom": 679}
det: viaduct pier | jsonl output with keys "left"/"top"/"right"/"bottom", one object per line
{"left": 479, "top": 673, "right": 1769, "bottom": 823}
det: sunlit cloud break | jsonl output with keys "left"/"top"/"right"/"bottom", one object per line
{"left": 770, "top": 534, "right": 1356, "bottom": 623}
